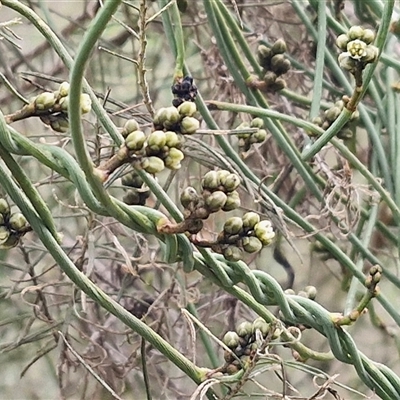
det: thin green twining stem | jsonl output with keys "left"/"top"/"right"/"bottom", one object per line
{"left": 0, "top": 159, "right": 209, "bottom": 391}
{"left": 309, "top": 1, "right": 327, "bottom": 120}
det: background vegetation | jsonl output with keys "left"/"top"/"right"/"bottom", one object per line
{"left": 1, "top": 0, "right": 400, "bottom": 399}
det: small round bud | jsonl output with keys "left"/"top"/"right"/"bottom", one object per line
{"left": 216, "top": 170, "right": 231, "bottom": 186}
{"left": 252, "top": 129, "right": 267, "bottom": 143}
{"left": 236, "top": 321, "right": 253, "bottom": 337}
{"left": 141, "top": 156, "right": 165, "bottom": 174}
{"left": 50, "top": 117, "right": 69, "bottom": 133}
{"left": 242, "top": 212, "right": 260, "bottom": 229}
{"left": 336, "top": 34, "right": 349, "bottom": 50}
{"left": 202, "top": 171, "right": 219, "bottom": 190}
{"left": 257, "top": 44, "right": 271, "bottom": 66}
{"left": 0, "top": 232, "right": 19, "bottom": 249}
{"left": 222, "top": 191, "right": 241, "bottom": 211}
{"left": 223, "top": 331, "right": 240, "bottom": 348}
{"left": 338, "top": 52, "right": 356, "bottom": 71}
{"left": 305, "top": 285, "right": 317, "bottom": 300}
{"left": 0, "top": 226, "right": 10, "bottom": 244}
{"left": 177, "top": 101, "right": 197, "bottom": 117}
{"left": 348, "top": 26, "right": 365, "bottom": 41}
{"left": 205, "top": 191, "right": 227, "bottom": 212}
{"left": 250, "top": 118, "right": 264, "bottom": 129}
{"left": 223, "top": 245, "right": 243, "bottom": 262}
{"left": 9, "top": 212, "right": 28, "bottom": 232}
{"left": 180, "top": 116, "right": 200, "bottom": 134}
{"left": 163, "top": 106, "right": 181, "bottom": 129}
{"left": 270, "top": 54, "right": 285, "bottom": 71}
{"left": 362, "top": 28, "right": 375, "bottom": 45}
{"left": 242, "top": 236, "right": 263, "bottom": 253}
{"left": 122, "top": 119, "right": 140, "bottom": 137}
{"left": 0, "top": 199, "right": 10, "bottom": 217}
{"left": 58, "top": 82, "right": 70, "bottom": 97}
{"left": 271, "top": 38, "right": 287, "bottom": 55}
{"left": 325, "top": 106, "right": 342, "bottom": 123}
{"left": 252, "top": 317, "right": 270, "bottom": 337}
{"left": 125, "top": 130, "right": 147, "bottom": 151}
{"left": 153, "top": 107, "right": 167, "bottom": 127}
{"left": 311, "top": 116, "right": 323, "bottom": 127}
{"left": 164, "top": 148, "right": 184, "bottom": 170}
{"left": 80, "top": 94, "right": 92, "bottom": 114}
{"left": 221, "top": 173, "right": 241, "bottom": 192}
{"left": 35, "top": 92, "right": 56, "bottom": 110}
{"left": 264, "top": 71, "right": 277, "bottom": 86}
{"left": 223, "top": 217, "right": 243, "bottom": 235}
{"left": 59, "top": 96, "right": 69, "bottom": 112}
{"left": 180, "top": 186, "right": 199, "bottom": 208}
{"left": 147, "top": 130, "right": 167, "bottom": 152}
{"left": 271, "top": 78, "right": 287, "bottom": 91}
{"left": 254, "top": 220, "right": 275, "bottom": 245}
{"left": 361, "top": 45, "right": 379, "bottom": 63}
{"left": 165, "top": 131, "right": 183, "bottom": 148}
{"left": 121, "top": 172, "right": 143, "bottom": 188}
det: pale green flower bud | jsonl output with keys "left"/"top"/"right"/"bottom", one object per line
{"left": 59, "top": 81, "right": 70, "bottom": 97}
{"left": 242, "top": 236, "right": 263, "bottom": 253}
{"left": 164, "top": 148, "right": 184, "bottom": 170}
{"left": 168, "top": 147, "right": 184, "bottom": 162}
{"left": 347, "top": 39, "right": 367, "bottom": 59}
{"left": 80, "top": 94, "right": 92, "bottom": 114}
{"left": 221, "top": 173, "right": 241, "bottom": 192}
{"left": 222, "top": 190, "right": 240, "bottom": 211}
{"left": 0, "top": 199, "right": 10, "bottom": 217}
{"left": 271, "top": 38, "right": 287, "bottom": 55}
{"left": 254, "top": 220, "right": 275, "bottom": 245}
{"left": 338, "top": 52, "right": 356, "bottom": 71}
{"left": 125, "top": 130, "right": 146, "bottom": 151}
{"left": 348, "top": 25, "right": 364, "bottom": 41}
{"left": 9, "top": 212, "right": 28, "bottom": 232}
{"left": 202, "top": 170, "right": 219, "bottom": 190}
{"left": 35, "top": 92, "right": 56, "bottom": 110}
{"left": 216, "top": 170, "right": 231, "bottom": 186}
{"left": 223, "top": 245, "right": 243, "bottom": 262}
{"left": 122, "top": 119, "right": 140, "bottom": 137}
{"left": 180, "top": 186, "right": 199, "bottom": 208}
{"left": 147, "top": 130, "right": 167, "bottom": 152}
{"left": 361, "top": 45, "right": 379, "bottom": 63}
{"left": 0, "top": 232, "right": 19, "bottom": 249}
{"left": 236, "top": 321, "right": 253, "bottom": 337}
{"left": 163, "top": 106, "right": 181, "bottom": 129}
{"left": 223, "top": 331, "right": 240, "bottom": 348}
{"left": 177, "top": 101, "right": 197, "bottom": 117}
{"left": 252, "top": 317, "right": 270, "bottom": 337}
{"left": 223, "top": 217, "right": 243, "bottom": 235}
{"left": 264, "top": 71, "right": 277, "bottom": 86}
{"left": 153, "top": 107, "right": 167, "bottom": 127}
{"left": 252, "top": 129, "right": 267, "bottom": 143}
{"left": 180, "top": 116, "right": 200, "bottom": 134}
{"left": 141, "top": 156, "right": 165, "bottom": 174}
{"left": 0, "top": 226, "right": 10, "bottom": 244}
{"left": 325, "top": 106, "right": 341, "bottom": 123}
{"left": 165, "top": 131, "right": 182, "bottom": 148}
{"left": 250, "top": 118, "right": 264, "bottom": 129}
{"left": 205, "top": 190, "right": 227, "bottom": 212}
{"left": 336, "top": 33, "right": 349, "bottom": 50}
{"left": 257, "top": 44, "right": 271, "bottom": 66}
{"left": 362, "top": 28, "right": 375, "bottom": 45}
{"left": 305, "top": 285, "right": 317, "bottom": 300}
{"left": 242, "top": 212, "right": 260, "bottom": 229}
{"left": 59, "top": 96, "right": 69, "bottom": 112}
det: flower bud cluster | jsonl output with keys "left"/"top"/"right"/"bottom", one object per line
{"left": 235, "top": 117, "right": 267, "bottom": 152}
{"left": 311, "top": 97, "right": 359, "bottom": 139}
{"left": 336, "top": 26, "right": 378, "bottom": 72}
{"left": 153, "top": 102, "right": 200, "bottom": 135}
{"left": 215, "top": 212, "right": 275, "bottom": 262}
{"left": 121, "top": 171, "right": 150, "bottom": 206}
{"left": 122, "top": 115, "right": 186, "bottom": 174}
{"left": 222, "top": 318, "right": 281, "bottom": 374}
{"left": 37, "top": 81, "right": 92, "bottom": 133}
{"left": 0, "top": 199, "right": 31, "bottom": 249}
{"left": 284, "top": 285, "right": 317, "bottom": 300}
{"left": 171, "top": 75, "right": 198, "bottom": 107}
{"left": 257, "top": 39, "right": 291, "bottom": 91}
